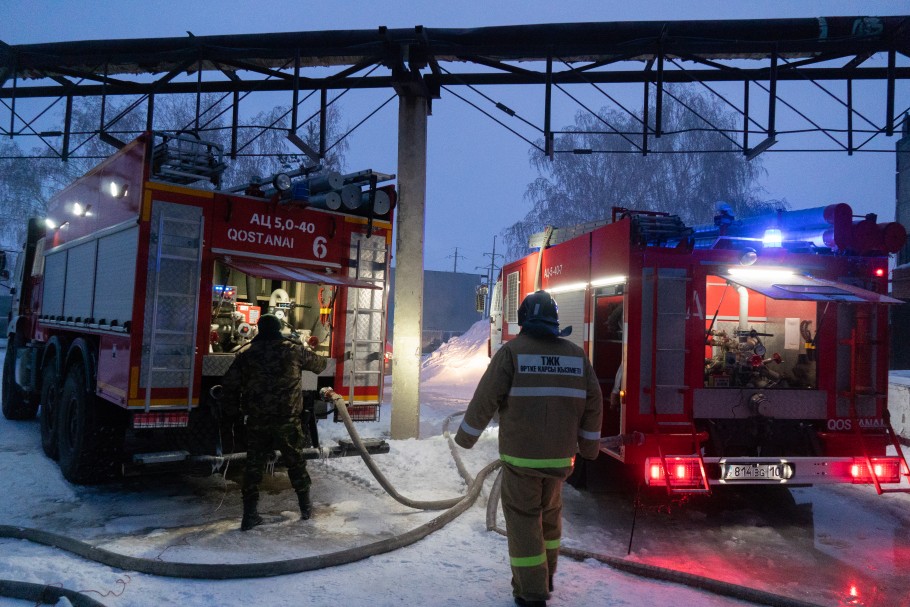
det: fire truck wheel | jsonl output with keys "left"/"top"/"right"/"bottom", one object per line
{"left": 40, "top": 362, "right": 61, "bottom": 460}
{"left": 2, "top": 338, "right": 38, "bottom": 421}
{"left": 56, "top": 366, "right": 125, "bottom": 484}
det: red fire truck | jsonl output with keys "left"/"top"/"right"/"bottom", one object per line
{"left": 489, "top": 204, "right": 910, "bottom": 494}
{"left": 2, "top": 132, "right": 394, "bottom": 483}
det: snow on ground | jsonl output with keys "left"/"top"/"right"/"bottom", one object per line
{"left": 0, "top": 324, "right": 781, "bottom": 606}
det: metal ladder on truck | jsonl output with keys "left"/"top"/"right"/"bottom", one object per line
{"left": 342, "top": 232, "right": 389, "bottom": 420}
{"left": 841, "top": 325, "right": 910, "bottom": 494}
{"left": 144, "top": 206, "right": 205, "bottom": 413}
{"left": 646, "top": 268, "right": 711, "bottom": 495}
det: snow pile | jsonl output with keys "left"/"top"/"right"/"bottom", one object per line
{"left": 420, "top": 319, "right": 491, "bottom": 399}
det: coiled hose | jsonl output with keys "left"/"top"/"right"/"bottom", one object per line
{"left": 1, "top": 396, "right": 825, "bottom": 607}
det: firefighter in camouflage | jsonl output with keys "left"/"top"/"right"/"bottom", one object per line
{"left": 455, "top": 290, "right": 604, "bottom": 607}
{"left": 220, "top": 314, "right": 327, "bottom": 531}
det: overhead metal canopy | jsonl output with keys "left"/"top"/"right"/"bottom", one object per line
{"left": 3, "top": 17, "right": 909, "bottom": 79}
{"left": 1, "top": 16, "right": 909, "bottom": 163}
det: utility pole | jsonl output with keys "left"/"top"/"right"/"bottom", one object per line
{"left": 474, "top": 265, "right": 490, "bottom": 317}
{"left": 482, "top": 236, "right": 504, "bottom": 314}
{"left": 447, "top": 247, "right": 466, "bottom": 272}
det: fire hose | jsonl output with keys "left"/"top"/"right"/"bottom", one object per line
{"left": 0, "top": 392, "right": 825, "bottom": 607}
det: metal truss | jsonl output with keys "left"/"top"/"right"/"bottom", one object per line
{"left": 1, "top": 16, "right": 909, "bottom": 161}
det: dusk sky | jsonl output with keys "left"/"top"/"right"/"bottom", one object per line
{"left": 2, "top": 1, "right": 908, "bottom": 274}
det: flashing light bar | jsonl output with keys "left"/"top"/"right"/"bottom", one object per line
{"left": 762, "top": 228, "right": 783, "bottom": 248}
{"left": 850, "top": 457, "right": 904, "bottom": 484}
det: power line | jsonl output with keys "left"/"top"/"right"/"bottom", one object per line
{"left": 446, "top": 247, "right": 467, "bottom": 273}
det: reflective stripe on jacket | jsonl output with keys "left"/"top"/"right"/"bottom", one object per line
{"left": 454, "top": 332, "right": 603, "bottom": 474}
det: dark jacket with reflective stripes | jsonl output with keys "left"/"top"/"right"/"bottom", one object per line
{"left": 455, "top": 332, "right": 603, "bottom": 476}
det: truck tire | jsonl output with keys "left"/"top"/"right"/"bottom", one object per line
{"left": 40, "top": 362, "right": 61, "bottom": 459}
{"left": 2, "top": 339, "right": 38, "bottom": 420}
{"left": 56, "top": 366, "right": 125, "bottom": 484}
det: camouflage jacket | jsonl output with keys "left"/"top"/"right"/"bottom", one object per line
{"left": 220, "top": 336, "right": 327, "bottom": 421}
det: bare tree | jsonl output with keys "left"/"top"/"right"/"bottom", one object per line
{"left": 0, "top": 94, "right": 349, "bottom": 252}
{"left": 503, "top": 86, "right": 784, "bottom": 260}
{"left": 224, "top": 103, "right": 349, "bottom": 188}
{"left": 0, "top": 139, "right": 45, "bottom": 254}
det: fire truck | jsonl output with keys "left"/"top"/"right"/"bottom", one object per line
{"left": 489, "top": 204, "right": 910, "bottom": 494}
{"left": 2, "top": 132, "right": 394, "bottom": 483}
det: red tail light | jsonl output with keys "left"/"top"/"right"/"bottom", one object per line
{"left": 850, "top": 457, "right": 903, "bottom": 484}
{"left": 645, "top": 456, "right": 706, "bottom": 488}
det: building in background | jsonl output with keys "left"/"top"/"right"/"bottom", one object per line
{"left": 388, "top": 269, "right": 484, "bottom": 353}
{"left": 892, "top": 114, "right": 910, "bottom": 369}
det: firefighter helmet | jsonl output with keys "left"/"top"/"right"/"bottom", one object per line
{"left": 517, "top": 290, "right": 559, "bottom": 329}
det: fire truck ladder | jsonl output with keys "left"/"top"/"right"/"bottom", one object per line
{"left": 841, "top": 327, "right": 910, "bottom": 494}
{"left": 344, "top": 233, "right": 388, "bottom": 414}
{"left": 647, "top": 269, "right": 710, "bottom": 495}
{"left": 145, "top": 211, "right": 205, "bottom": 412}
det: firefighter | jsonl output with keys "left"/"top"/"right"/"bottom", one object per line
{"left": 454, "top": 290, "right": 603, "bottom": 607}
{"left": 220, "top": 314, "right": 327, "bottom": 531}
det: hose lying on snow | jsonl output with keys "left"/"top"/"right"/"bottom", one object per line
{"left": 321, "top": 388, "right": 469, "bottom": 510}
{"left": 2, "top": 395, "right": 826, "bottom": 607}
{"left": 483, "top": 467, "right": 827, "bottom": 607}
{"left": 0, "top": 579, "right": 108, "bottom": 607}
{"left": 0, "top": 460, "right": 500, "bottom": 580}
{"left": 0, "top": 394, "right": 497, "bottom": 581}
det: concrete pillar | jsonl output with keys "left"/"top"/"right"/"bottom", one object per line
{"left": 891, "top": 114, "right": 910, "bottom": 370}
{"left": 897, "top": 114, "right": 910, "bottom": 267}
{"left": 390, "top": 93, "right": 428, "bottom": 439}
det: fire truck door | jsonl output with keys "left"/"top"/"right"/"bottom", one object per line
{"left": 593, "top": 294, "right": 624, "bottom": 436}
{"left": 639, "top": 267, "right": 688, "bottom": 417}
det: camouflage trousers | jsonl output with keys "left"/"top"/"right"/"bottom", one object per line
{"left": 242, "top": 417, "right": 311, "bottom": 501}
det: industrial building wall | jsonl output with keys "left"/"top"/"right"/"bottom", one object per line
{"left": 387, "top": 269, "right": 484, "bottom": 352}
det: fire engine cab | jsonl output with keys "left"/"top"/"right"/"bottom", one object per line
{"left": 490, "top": 204, "right": 910, "bottom": 494}
{"left": 3, "top": 132, "right": 394, "bottom": 483}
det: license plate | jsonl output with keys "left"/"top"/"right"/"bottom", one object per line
{"left": 721, "top": 462, "right": 792, "bottom": 481}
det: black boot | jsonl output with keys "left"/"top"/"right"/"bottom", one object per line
{"left": 297, "top": 490, "right": 313, "bottom": 520}
{"left": 240, "top": 496, "right": 264, "bottom": 531}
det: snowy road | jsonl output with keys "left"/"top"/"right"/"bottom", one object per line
{"left": 563, "top": 459, "right": 910, "bottom": 607}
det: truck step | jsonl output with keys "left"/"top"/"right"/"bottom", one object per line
{"left": 132, "top": 450, "right": 190, "bottom": 465}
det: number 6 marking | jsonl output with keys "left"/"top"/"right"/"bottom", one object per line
{"left": 313, "top": 236, "right": 328, "bottom": 259}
